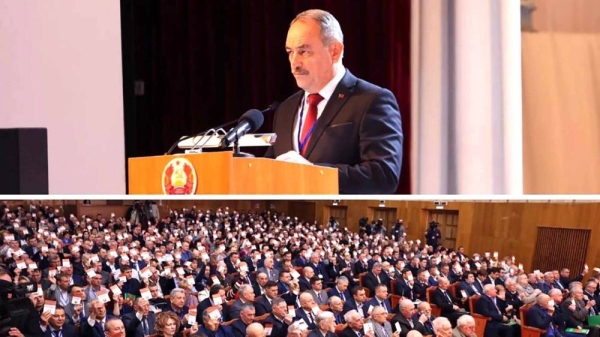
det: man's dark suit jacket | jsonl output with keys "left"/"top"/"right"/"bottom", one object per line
{"left": 43, "top": 324, "right": 77, "bottom": 337}
{"left": 353, "top": 262, "right": 369, "bottom": 277}
{"left": 299, "top": 277, "right": 312, "bottom": 292}
{"left": 230, "top": 319, "right": 248, "bottom": 337}
{"left": 526, "top": 304, "right": 556, "bottom": 337}
{"left": 264, "top": 69, "right": 403, "bottom": 194}
{"left": 430, "top": 288, "right": 460, "bottom": 318}
{"left": 390, "top": 313, "right": 421, "bottom": 337}
{"left": 363, "top": 272, "right": 390, "bottom": 294}
{"left": 229, "top": 299, "right": 246, "bottom": 319}
{"left": 7, "top": 298, "right": 43, "bottom": 337}
{"left": 254, "top": 296, "right": 273, "bottom": 316}
{"left": 339, "top": 326, "right": 363, "bottom": 337}
{"left": 263, "top": 314, "right": 289, "bottom": 337}
{"left": 197, "top": 297, "right": 230, "bottom": 322}
{"left": 294, "top": 308, "right": 317, "bottom": 331}
{"left": 413, "top": 281, "right": 429, "bottom": 300}
{"left": 197, "top": 324, "right": 232, "bottom": 337}
{"left": 395, "top": 279, "right": 414, "bottom": 299}
{"left": 308, "top": 331, "right": 337, "bottom": 337}
{"left": 327, "top": 287, "right": 351, "bottom": 302}
{"left": 342, "top": 300, "right": 367, "bottom": 318}
{"left": 122, "top": 311, "right": 156, "bottom": 337}
{"left": 474, "top": 294, "right": 507, "bottom": 337}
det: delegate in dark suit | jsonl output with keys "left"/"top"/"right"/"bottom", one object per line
{"left": 265, "top": 70, "right": 403, "bottom": 194}
{"left": 197, "top": 325, "right": 232, "bottom": 337}
{"left": 526, "top": 304, "right": 563, "bottom": 337}
{"left": 254, "top": 296, "right": 273, "bottom": 316}
{"left": 122, "top": 311, "right": 157, "bottom": 337}
{"left": 230, "top": 319, "right": 249, "bottom": 337}
{"left": 5, "top": 298, "right": 43, "bottom": 337}
{"left": 264, "top": 314, "right": 290, "bottom": 337}
{"left": 475, "top": 294, "right": 513, "bottom": 337}
{"left": 43, "top": 324, "right": 78, "bottom": 337}
{"left": 339, "top": 325, "right": 364, "bottom": 337}
{"left": 390, "top": 313, "right": 420, "bottom": 337}
{"left": 430, "top": 288, "right": 463, "bottom": 325}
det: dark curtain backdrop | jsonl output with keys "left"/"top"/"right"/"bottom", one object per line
{"left": 121, "top": 0, "right": 411, "bottom": 193}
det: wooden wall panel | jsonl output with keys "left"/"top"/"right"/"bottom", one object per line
{"left": 532, "top": 227, "right": 590, "bottom": 275}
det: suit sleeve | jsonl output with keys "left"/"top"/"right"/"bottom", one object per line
{"left": 475, "top": 298, "right": 503, "bottom": 322}
{"left": 526, "top": 307, "right": 552, "bottom": 330}
{"left": 326, "top": 88, "right": 403, "bottom": 194}
{"left": 431, "top": 291, "right": 454, "bottom": 311}
{"left": 122, "top": 314, "right": 142, "bottom": 336}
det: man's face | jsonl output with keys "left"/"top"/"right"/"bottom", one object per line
{"left": 286, "top": 19, "right": 340, "bottom": 94}
{"left": 50, "top": 309, "right": 66, "bottom": 327}
{"left": 312, "top": 279, "right": 323, "bottom": 291}
{"left": 257, "top": 274, "right": 268, "bottom": 286}
{"left": 149, "top": 286, "right": 160, "bottom": 299}
{"left": 338, "top": 281, "right": 348, "bottom": 292}
{"left": 105, "top": 319, "right": 126, "bottom": 337}
{"left": 348, "top": 316, "right": 363, "bottom": 331}
{"left": 459, "top": 322, "right": 476, "bottom": 337}
{"left": 354, "top": 290, "right": 366, "bottom": 303}
{"left": 240, "top": 308, "right": 255, "bottom": 324}
{"left": 135, "top": 299, "right": 150, "bottom": 315}
{"left": 93, "top": 302, "right": 107, "bottom": 319}
{"left": 171, "top": 292, "right": 185, "bottom": 309}
{"left": 72, "top": 286, "right": 86, "bottom": 301}
{"left": 266, "top": 285, "right": 278, "bottom": 299}
{"left": 467, "top": 274, "right": 475, "bottom": 283}
{"left": 273, "top": 301, "right": 287, "bottom": 318}
{"left": 561, "top": 269, "right": 570, "bottom": 278}
{"left": 57, "top": 276, "right": 70, "bottom": 290}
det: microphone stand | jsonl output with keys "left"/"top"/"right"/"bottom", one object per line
{"left": 232, "top": 132, "right": 254, "bottom": 158}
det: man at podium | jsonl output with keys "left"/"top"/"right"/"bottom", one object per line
{"left": 265, "top": 9, "right": 403, "bottom": 194}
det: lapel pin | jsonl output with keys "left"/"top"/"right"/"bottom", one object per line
{"left": 338, "top": 93, "right": 345, "bottom": 99}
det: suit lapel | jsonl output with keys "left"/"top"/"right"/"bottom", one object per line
{"left": 304, "top": 70, "right": 357, "bottom": 158}
{"left": 280, "top": 91, "right": 304, "bottom": 152}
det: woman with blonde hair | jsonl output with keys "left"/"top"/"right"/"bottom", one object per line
{"left": 154, "top": 311, "right": 198, "bottom": 337}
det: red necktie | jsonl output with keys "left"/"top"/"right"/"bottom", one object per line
{"left": 299, "top": 93, "right": 324, "bottom": 156}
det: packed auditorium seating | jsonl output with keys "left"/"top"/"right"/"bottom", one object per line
{"left": 1, "top": 201, "right": 599, "bottom": 337}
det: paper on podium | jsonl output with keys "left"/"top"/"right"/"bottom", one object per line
{"left": 178, "top": 133, "right": 276, "bottom": 150}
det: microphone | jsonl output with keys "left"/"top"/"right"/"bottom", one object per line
{"left": 165, "top": 102, "right": 279, "bottom": 155}
{"left": 218, "top": 109, "right": 264, "bottom": 149}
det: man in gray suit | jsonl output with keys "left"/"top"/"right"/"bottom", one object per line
{"left": 258, "top": 257, "right": 279, "bottom": 282}
{"left": 308, "top": 276, "right": 329, "bottom": 306}
{"left": 45, "top": 273, "right": 71, "bottom": 307}
{"left": 368, "top": 306, "right": 398, "bottom": 337}
{"left": 229, "top": 284, "right": 256, "bottom": 319}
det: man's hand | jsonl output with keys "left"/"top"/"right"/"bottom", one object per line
{"left": 40, "top": 311, "right": 52, "bottom": 326}
{"left": 276, "top": 151, "right": 313, "bottom": 165}
{"left": 8, "top": 328, "right": 24, "bottom": 337}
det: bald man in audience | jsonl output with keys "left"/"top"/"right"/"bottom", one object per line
{"left": 391, "top": 299, "right": 420, "bottom": 337}
{"left": 308, "top": 311, "right": 337, "bottom": 337}
{"left": 246, "top": 322, "right": 266, "bottom": 337}
{"left": 431, "top": 277, "right": 464, "bottom": 325}
{"left": 328, "top": 296, "right": 346, "bottom": 324}
{"left": 341, "top": 310, "right": 374, "bottom": 337}
{"left": 294, "top": 293, "right": 318, "bottom": 330}
{"left": 300, "top": 267, "right": 315, "bottom": 292}
{"left": 367, "top": 306, "right": 396, "bottom": 337}
{"left": 475, "top": 284, "right": 513, "bottom": 337}
{"left": 432, "top": 317, "right": 453, "bottom": 337}
{"left": 414, "top": 302, "right": 436, "bottom": 336}
{"left": 407, "top": 332, "right": 424, "bottom": 337}
{"left": 452, "top": 315, "right": 476, "bottom": 337}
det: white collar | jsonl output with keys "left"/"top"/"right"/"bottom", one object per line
{"left": 303, "top": 65, "right": 346, "bottom": 103}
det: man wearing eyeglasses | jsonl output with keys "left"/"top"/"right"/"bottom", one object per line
{"left": 452, "top": 315, "right": 477, "bottom": 337}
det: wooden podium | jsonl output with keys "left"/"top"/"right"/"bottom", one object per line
{"left": 128, "top": 151, "right": 339, "bottom": 194}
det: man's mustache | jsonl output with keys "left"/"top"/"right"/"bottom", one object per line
{"left": 293, "top": 68, "right": 309, "bottom": 75}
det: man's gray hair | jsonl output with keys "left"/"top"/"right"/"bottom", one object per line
{"left": 315, "top": 310, "right": 334, "bottom": 325}
{"left": 170, "top": 288, "right": 185, "bottom": 297}
{"left": 291, "top": 9, "right": 344, "bottom": 46}
{"left": 457, "top": 314, "right": 475, "bottom": 327}
{"left": 240, "top": 302, "right": 255, "bottom": 312}
{"left": 337, "top": 276, "right": 349, "bottom": 284}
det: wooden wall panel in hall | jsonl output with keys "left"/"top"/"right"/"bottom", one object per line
{"left": 312, "top": 200, "right": 600, "bottom": 273}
